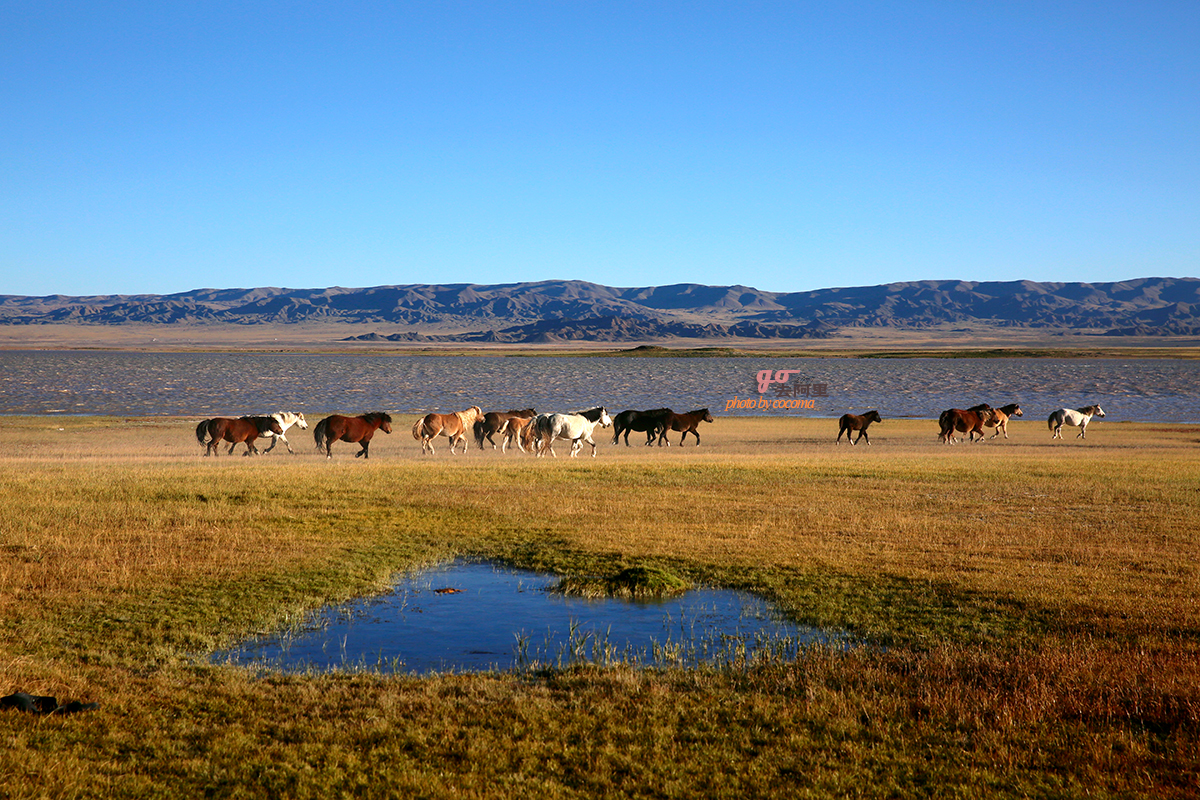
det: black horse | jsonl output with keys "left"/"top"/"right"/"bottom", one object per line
{"left": 611, "top": 408, "right": 673, "bottom": 446}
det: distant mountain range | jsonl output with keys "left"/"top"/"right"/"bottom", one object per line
{"left": 2, "top": 278, "right": 1198, "bottom": 341}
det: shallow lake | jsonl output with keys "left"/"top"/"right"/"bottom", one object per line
{"left": 1, "top": 351, "right": 1198, "bottom": 421}
{"left": 213, "top": 561, "right": 820, "bottom": 675}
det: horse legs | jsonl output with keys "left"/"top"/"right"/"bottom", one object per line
{"left": 856, "top": 429, "right": 869, "bottom": 445}
{"left": 263, "top": 434, "right": 293, "bottom": 454}
{"left": 1078, "top": 424, "right": 1087, "bottom": 439}
{"left": 355, "top": 441, "right": 370, "bottom": 458}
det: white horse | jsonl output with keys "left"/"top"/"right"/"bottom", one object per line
{"left": 1048, "top": 405, "right": 1105, "bottom": 439}
{"left": 532, "top": 407, "right": 613, "bottom": 458}
{"left": 260, "top": 411, "right": 309, "bottom": 454}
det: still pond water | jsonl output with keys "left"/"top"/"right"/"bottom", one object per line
{"left": 2, "top": 351, "right": 1198, "bottom": 421}
{"left": 214, "top": 561, "right": 820, "bottom": 675}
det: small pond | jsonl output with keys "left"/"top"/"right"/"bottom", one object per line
{"left": 214, "top": 560, "right": 829, "bottom": 675}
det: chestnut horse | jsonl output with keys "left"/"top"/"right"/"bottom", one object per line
{"left": 836, "top": 410, "right": 882, "bottom": 445}
{"left": 656, "top": 408, "right": 714, "bottom": 447}
{"left": 195, "top": 415, "right": 283, "bottom": 457}
{"left": 938, "top": 405, "right": 996, "bottom": 444}
{"left": 412, "top": 406, "right": 483, "bottom": 455}
{"left": 973, "top": 403, "right": 1022, "bottom": 439}
{"left": 503, "top": 415, "right": 538, "bottom": 453}
{"left": 313, "top": 412, "right": 393, "bottom": 459}
{"left": 473, "top": 408, "right": 536, "bottom": 451}
{"left": 612, "top": 408, "right": 673, "bottom": 446}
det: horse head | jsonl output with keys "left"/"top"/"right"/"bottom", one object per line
{"left": 702, "top": 409, "right": 714, "bottom": 423}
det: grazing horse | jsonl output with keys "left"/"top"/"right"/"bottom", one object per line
{"left": 938, "top": 405, "right": 996, "bottom": 444}
{"left": 656, "top": 408, "right": 714, "bottom": 447}
{"left": 195, "top": 415, "right": 283, "bottom": 457}
{"left": 313, "top": 412, "right": 393, "bottom": 459}
{"left": 836, "top": 410, "right": 882, "bottom": 445}
{"left": 532, "top": 407, "right": 613, "bottom": 458}
{"left": 1049, "top": 405, "right": 1105, "bottom": 439}
{"left": 260, "top": 411, "right": 309, "bottom": 454}
{"left": 473, "top": 408, "right": 536, "bottom": 451}
{"left": 611, "top": 408, "right": 673, "bottom": 446}
{"left": 972, "top": 403, "right": 1023, "bottom": 440}
{"left": 411, "top": 406, "right": 483, "bottom": 455}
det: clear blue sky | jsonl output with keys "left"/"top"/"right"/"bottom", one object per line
{"left": 2, "top": 2, "right": 1197, "bottom": 297}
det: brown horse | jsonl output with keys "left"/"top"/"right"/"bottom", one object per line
{"left": 938, "top": 405, "right": 996, "bottom": 444}
{"left": 473, "top": 408, "right": 536, "bottom": 451}
{"left": 836, "top": 410, "right": 882, "bottom": 445}
{"left": 313, "top": 412, "right": 393, "bottom": 459}
{"left": 503, "top": 415, "right": 539, "bottom": 453}
{"left": 972, "top": 403, "right": 1022, "bottom": 439}
{"left": 412, "top": 406, "right": 483, "bottom": 455}
{"left": 195, "top": 415, "right": 283, "bottom": 457}
{"left": 656, "top": 408, "right": 714, "bottom": 446}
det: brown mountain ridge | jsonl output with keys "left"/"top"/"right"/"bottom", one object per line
{"left": 1, "top": 277, "right": 1197, "bottom": 340}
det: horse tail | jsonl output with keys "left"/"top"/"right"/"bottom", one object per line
{"left": 611, "top": 423, "right": 623, "bottom": 445}
{"left": 313, "top": 418, "right": 328, "bottom": 449}
{"left": 1047, "top": 412, "right": 1058, "bottom": 430}
{"left": 411, "top": 417, "right": 426, "bottom": 441}
{"left": 195, "top": 419, "right": 210, "bottom": 444}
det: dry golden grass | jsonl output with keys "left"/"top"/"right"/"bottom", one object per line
{"left": 0, "top": 413, "right": 1197, "bottom": 797}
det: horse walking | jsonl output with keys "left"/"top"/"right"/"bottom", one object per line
{"left": 979, "top": 403, "right": 1022, "bottom": 439}
{"left": 412, "top": 406, "right": 483, "bottom": 455}
{"left": 531, "top": 407, "right": 613, "bottom": 458}
{"left": 1049, "top": 405, "right": 1105, "bottom": 439}
{"left": 473, "top": 409, "right": 536, "bottom": 451}
{"left": 656, "top": 409, "right": 714, "bottom": 446}
{"left": 611, "top": 408, "right": 673, "bottom": 446}
{"left": 938, "top": 406, "right": 996, "bottom": 444}
{"left": 259, "top": 411, "right": 309, "bottom": 454}
{"left": 313, "top": 412, "right": 393, "bottom": 459}
{"left": 836, "top": 410, "right": 882, "bottom": 445}
{"left": 195, "top": 416, "right": 283, "bottom": 457}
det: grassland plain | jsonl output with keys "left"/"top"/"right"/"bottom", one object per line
{"left": 0, "top": 415, "right": 1197, "bottom": 798}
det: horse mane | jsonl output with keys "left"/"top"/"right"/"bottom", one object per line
{"left": 364, "top": 411, "right": 393, "bottom": 423}
{"left": 574, "top": 407, "right": 607, "bottom": 422}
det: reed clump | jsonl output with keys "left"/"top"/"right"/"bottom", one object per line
{"left": 554, "top": 565, "right": 690, "bottom": 598}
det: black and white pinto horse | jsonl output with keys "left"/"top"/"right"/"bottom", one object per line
{"left": 1048, "top": 405, "right": 1105, "bottom": 439}
{"left": 531, "top": 407, "right": 613, "bottom": 458}
{"left": 259, "top": 411, "right": 309, "bottom": 454}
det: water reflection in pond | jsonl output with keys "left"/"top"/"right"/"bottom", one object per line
{"left": 215, "top": 561, "right": 827, "bottom": 675}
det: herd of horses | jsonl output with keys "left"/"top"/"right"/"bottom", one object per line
{"left": 194, "top": 402, "right": 1106, "bottom": 458}
{"left": 837, "top": 403, "right": 1106, "bottom": 446}
{"left": 194, "top": 406, "right": 715, "bottom": 459}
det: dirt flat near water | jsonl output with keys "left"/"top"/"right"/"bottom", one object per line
{"left": 4, "top": 321, "right": 1200, "bottom": 356}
